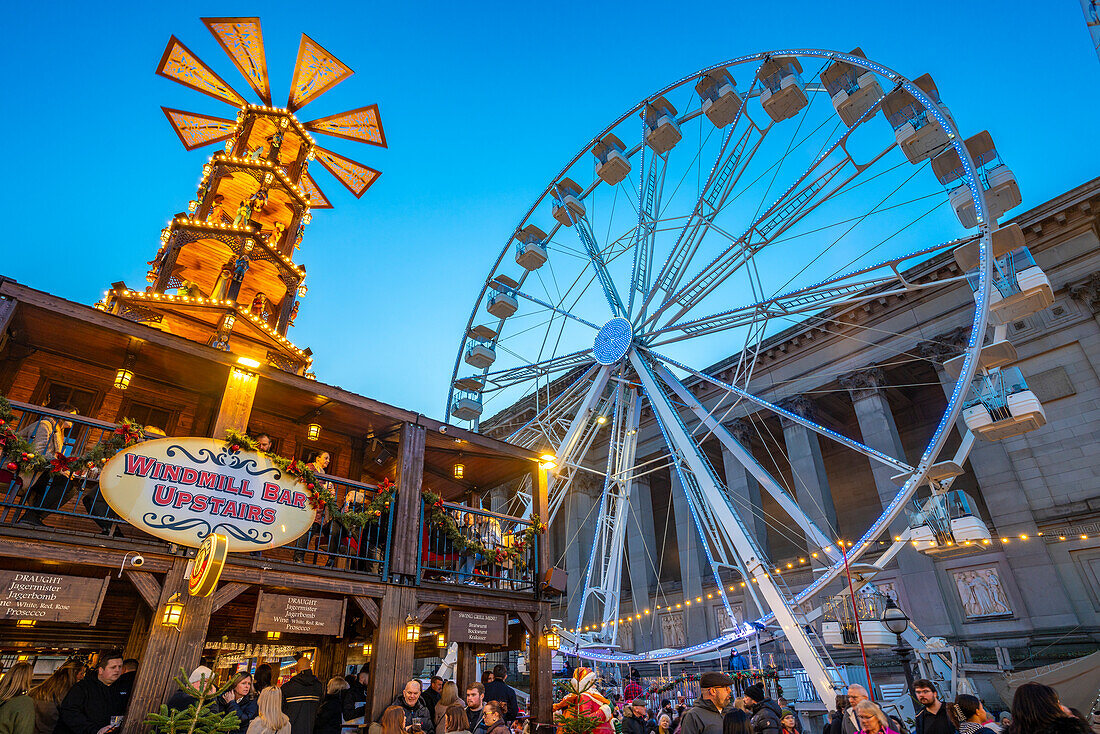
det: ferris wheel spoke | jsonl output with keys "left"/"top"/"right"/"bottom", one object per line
{"left": 652, "top": 359, "right": 842, "bottom": 562}
{"left": 640, "top": 78, "right": 770, "bottom": 321}
{"left": 646, "top": 91, "right": 891, "bottom": 330}
{"left": 644, "top": 347, "right": 915, "bottom": 474}
{"left": 629, "top": 347, "right": 836, "bottom": 697}
{"left": 546, "top": 365, "right": 614, "bottom": 523}
{"left": 642, "top": 238, "right": 964, "bottom": 346}
{"left": 555, "top": 181, "right": 627, "bottom": 317}
{"left": 481, "top": 349, "right": 596, "bottom": 393}
{"left": 494, "top": 280, "right": 602, "bottom": 332}
{"left": 626, "top": 127, "right": 669, "bottom": 317}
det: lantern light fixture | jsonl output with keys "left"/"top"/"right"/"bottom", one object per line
{"left": 267, "top": 631, "right": 281, "bottom": 640}
{"left": 114, "top": 369, "right": 134, "bottom": 390}
{"left": 436, "top": 632, "right": 446, "bottom": 648}
{"left": 15, "top": 619, "right": 35, "bottom": 628}
{"left": 237, "top": 356, "right": 261, "bottom": 369}
{"left": 161, "top": 593, "right": 184, "bottom": 629}
{"left": 543, "top": 625, "right": 561, "bottom": 651}
{"left": 453, "top": 462, "right": 465, "bottom": 480}
{"left": 404, "top": 615, "right": 420, "bottom": 642}
{"left": 362, "top": 642, "right": 372, "bottom": 656}
{"left": 307, "top": 423, "right": 321, "bottom": 441}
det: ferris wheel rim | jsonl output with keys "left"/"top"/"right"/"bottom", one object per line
{"left": 445, "top": 48, "right": 995, "bottom": 664}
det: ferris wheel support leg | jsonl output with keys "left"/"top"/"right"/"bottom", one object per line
{"left": 653, "top": 360, "right": 842, "bottom": 563}
{"left": 546, "top": 365, "right": 614, "bottom": 523}
{"left": 630, "top": 349, "right": 836, "bottom": 707}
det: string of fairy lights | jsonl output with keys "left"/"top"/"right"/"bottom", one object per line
{"left": 564, "top": 529, "right": 1096, "bottom": 634}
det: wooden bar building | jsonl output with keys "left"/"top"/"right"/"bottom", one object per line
{"left": 0, "top": 17, "right": 555, "bottom": 734}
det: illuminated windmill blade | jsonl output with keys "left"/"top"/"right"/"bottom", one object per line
{"left": 287, "top": 34, "right": 354, "bottom": 112}
{"left": 304, "top": 105, "right": 387, "bottom": 148}
{"left": 314, "top": 147, "right": 380, "bottom": 198}
{"left": 202, "top": 16, "right": 272, "bottom": 105}
{"left": 161, "top": 108, "right": 237, "bottom": 151}
{"left": 156, "top": 35, "right": 247, "bottom": 107}
{"left": 299, "top": 171, "right": 334, "bottom": 209}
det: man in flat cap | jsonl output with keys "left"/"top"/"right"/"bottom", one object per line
{"left": 679, "top": 672, "right": 734, "bottom": 734}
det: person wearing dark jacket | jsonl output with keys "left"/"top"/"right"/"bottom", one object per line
{"left": 378, "top": 681, "right": 433, "bottom": 732}
{"left": 681, "top": 672, "right": 734, "bottom": 734}
{"left": 341, "top": 667, "right": 370, "bottom": 725}
{"left": 314, "top": 678, "right": 348, "bottom": 734}
{"left": 742, "top": 684, "right": 781, "bottom": 734}
{"left": 912, "top": 681, "right": 954, "bottom": 734}
{"left": 422, "top": 678, "right": 443, "bottom": 721}
{"left": 281, "top": 657, "right": 324, "bottom": 734}
{"left": 54, "top": 650, "right": 126, "bottom": 734}
{"left": 483, "top": 666, "right": 518, "bottom": 724}
{"left": 623, "top": 701, "right": 650, "bottom": 734}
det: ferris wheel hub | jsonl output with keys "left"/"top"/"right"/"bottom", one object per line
{"left": 593, "top": 316, "right": 633, "bottom": 365}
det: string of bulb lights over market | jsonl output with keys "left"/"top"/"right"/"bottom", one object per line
{"left": 561, "top": 530, "right": 1095, "bottom": 635}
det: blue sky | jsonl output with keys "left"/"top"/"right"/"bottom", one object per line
{"left": 4, "top": 1, "right": 1098, "bottom": 420}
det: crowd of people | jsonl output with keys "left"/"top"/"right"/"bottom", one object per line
{"left": 1, "top": 649, "right": 1097, "bottom": 734}
{"left": 573, "top": 671, "right": 1099, "bottom": 734}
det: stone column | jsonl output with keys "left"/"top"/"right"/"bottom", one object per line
{"left": 839, "top": 366, "right": 954, "bottom": 636}
{"left": 776, "top": 396, "right": 839, "bottom": 560}
{"left": 625, "top": 474, "right": 658, "bottom": 652}
{"left": 565, "top": 476, "right": 597, "bottom": 629}
{"left": 917, "top": 332, "right": 1079, "bottom": 631}
{"left": 721, "top": 420, "right": 770, "bottom": 558}
{"left": 670, "top": 472, "right": 709, "bottom": 644}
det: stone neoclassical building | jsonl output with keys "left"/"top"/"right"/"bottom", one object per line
{"left": 481, "top": 175, "right": 1100, "bottom": 703}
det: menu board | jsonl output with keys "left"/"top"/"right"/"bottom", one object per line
{"left": 252, "top": 591, "right": 346, "bottom": 636}
{"left": 0, "top": 571, "right": 110, "bottom": 624}
{"left": 446, "top": 609, "right": 507, "bottom": 645}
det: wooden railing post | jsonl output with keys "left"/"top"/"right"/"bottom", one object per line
{"left": 390, "top": 422, "right": 426, "bottom": 579}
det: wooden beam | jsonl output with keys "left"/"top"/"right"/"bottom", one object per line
{"left": 125, "top": 571, "right": 162, "bottom": 610}
{"left": 211, "top": 582, "right": 251, "bottom": 613}
{"left": 515, "top": 611, "right": 536, "bottom": 635}
{"left": 391, "top": 422, "right": 426, "bottom": 578}
{"left": 0, "top": 531, "right": 175, "bottom": 572}
{"left": 413, "top": 587, "right": 541, "bottom": 613}
{"left": 353, "top": 595, "right": 379, "bottom": 627}
{"left": 218, "top": 564, "right": 387, "bottom": 597}
{"left": 213, "top": 366, "right": 259, "bottom": 435}
{"left": 416, "top": 603, "right": 437, "bottom": 622}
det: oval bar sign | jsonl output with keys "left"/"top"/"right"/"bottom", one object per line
{"left": 100, "top": 438, "right": 316, "bottom": 551}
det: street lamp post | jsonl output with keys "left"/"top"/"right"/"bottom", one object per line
{"left": 882, "top": 599, "right": 918, "bottom": 707}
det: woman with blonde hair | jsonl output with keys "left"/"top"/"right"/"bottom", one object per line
{"left": 0, "top": 663, "right": 35, "bottom": 734}
{"left": 854, "top": 701, "right": 900, "bottom": 734}
{"left": 246, "top": 688, "right": 290, "bottom": 734}
{"left": 435, "top": 682, "right": 461, "bottom": 732}
{"left": 28, "top": 663, "right": 82, "bottom": 734}
{"left": 315, "top": 677, "right": 349, "bottom": 734}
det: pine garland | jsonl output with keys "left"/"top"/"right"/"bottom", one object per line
{"left": 222, "top": 428, "right": 394, "bottom": 530}
{"left": 0, "top": 397, "right": 145, "bottom": 476}
{"left": 420, "top": 488, "right": 546, "bottom": 564}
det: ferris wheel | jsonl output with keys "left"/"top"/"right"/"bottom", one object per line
{"left": 445, "top": 49, "right": 1036, "bottom": 704}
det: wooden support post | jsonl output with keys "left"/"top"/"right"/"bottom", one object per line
{"left": 366, "top": 585, "right": 418, "bottom": 720}
{"left": 390, "top": 422, "right": 426, "bottom": 578}
{"left": 456, "top": 643, "right": 476, "bottom": 695}
{"left": 123, "top": 556, "right": 214, "bottom": 734}
{"left": 530, "top": 464, "right": 553, "bottom": 734}
{"left": 124, "top": 607, "right": 152, "bottom": 661}
{"left": 212, "top": 367, "right": 259, "bottom": 436}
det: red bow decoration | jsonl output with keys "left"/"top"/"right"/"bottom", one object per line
{"left": 379, "top": 477, "right": 394, "bottom": 492}
{"left": 50, "top": 452, "right": 73, "bottom": 473}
